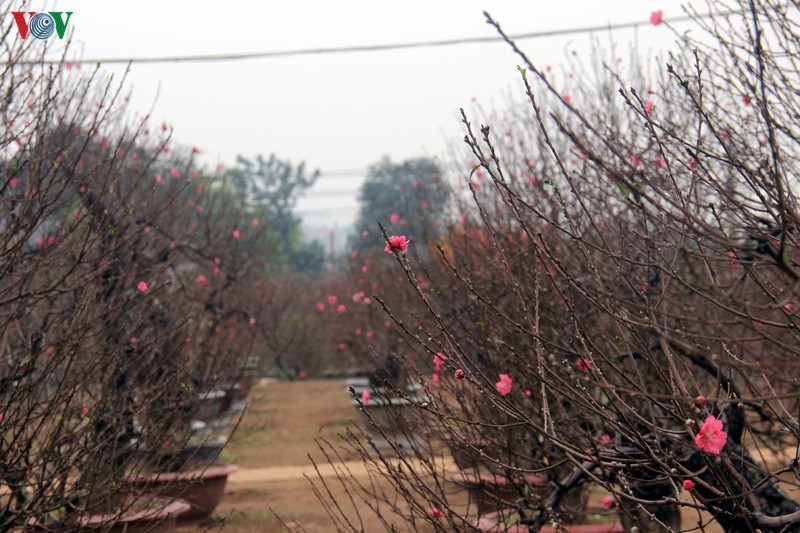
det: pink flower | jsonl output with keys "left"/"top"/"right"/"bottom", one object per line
{"left": 695, "top": 395, "right": 707, "bottom": 407}
{"left": 194, "top": 275, "right": 208, "bottom": 286}
{"left": 336, "top": 304, "right": 346, "bottom": 314}
{"left": 432, "top": 373, "right": 440, "bottom": 387}
{"left": 352, "top": 291, "right": 365, "bottom": 303}
{"left": 137, "top": 281, "right": 148, "bottom": 293}
{"left": 81, "top": 407, "right": 89, "bottom": 417}
{"left": 251, "top": 218, "right": 260, "bottom": 226}
{"left": 315, "top": 303, "right": 326, "bottom": 312}
{"left": 600, "top": 434, "right": 611, "bottom": 445}
{"left": 413, "top": 180, "right": 421, "bottom": 188}
{"left": 384, "top": 235, "right": 410, "bottom": 255}
{"left": 0, "top": 412, "right": 3, "bottom": 424}
{"left": 361, "top": 230, "right": 368, "bottom": 238}
{"left": 695, "top": 415, "right": 728, "bottom": 454}
{"left": 602, "top": 496, "right": 617, "bottom": 509}
{"left": 361, "top": 390, "right": 370, "bottom": 406}
{"left": 327, "top": 295, "right": 337, "bottom": 305}
{"left": 654, "top": 156, "right": 666, "bottom": 169}
{"left": 454, "top": 369, "right": 465, "bottom": 380}
{"left": 644, "top": 101, "right": 654, "bottom": 115}
{"left": 650, "top": 10, "right": 663, "bottom": 26}
{"left": 155, "top": 174, "right": 164, "bottom": 185}
{"left": 562, "top": 94, "right": 572, "bottom": 104}
{"left": 232, "top": 229, "right": 241, "bottom": 239}
{"left": 428, "top": 507, "right": 444, "bottom": 523}
{"left": 366, "top": 331, "right": 374, "bottom": 339}
{"left": 169, "top": 168, "right": 180, "bottom": 178}
{"left": 130, "top": 337, "right": 137, "bottom": 344}
{"left": 10, "top": 177, "right": 19, "bottom": 187}
{"left": 576, "top": 358, "right": 592, "bottom": 371}
{"left": 433, "top": 352, "right": 446, "bottom": 372}
{"left": 495, "top": 374, "right": 512, "bottom": 396}
{"left": 683, "top": 479, "right": 695, "bottom": 490}
{"left": 524, "top": 389, "right": 532, "bottom": 398}
{"left": 390, "top": 213, "right": 400, "bottom": 224}
{"left": 299, "top": 370, "right": 307, "bottom": 379}
{"left": 338, "top": 342, "right": 346, "bottom": 351}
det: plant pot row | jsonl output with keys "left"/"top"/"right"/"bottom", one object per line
{"left": 25, "top": 463, "right": 238, "bottom": 531}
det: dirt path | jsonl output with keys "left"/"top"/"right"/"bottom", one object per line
{"left": 228, "top": 457, "right": 456, "bottom": 484}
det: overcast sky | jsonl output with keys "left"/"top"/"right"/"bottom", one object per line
{"left": 39, "top": 0, "right": 696, "bottom": 228}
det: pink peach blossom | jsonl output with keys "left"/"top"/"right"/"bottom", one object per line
{"left": 650, "top": 10, "right": 663, "bottom": 26}
{"left": 683, "top": 479, "right": 694, "bottom": 490}
{"left": 137, "top": 281, "right": 148, "bottom": 292}
{"left": 361, "top": 390, "right": 370, "bottom": 406}
{"left": 433, "top": 353, "right": 446, "bottom": 372}
{"left": 695, "top": 415, "right": 727, "bottom": 454}
{"left": 384, "top": 235, "right": 410, "bottom": 255}
{"left": 495, "top": 374, "right": 512, "bottom": 396}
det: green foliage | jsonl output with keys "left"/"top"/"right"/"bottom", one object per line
{"left": 225, "top": 154, "right": 325, "bottom": 273}
{"left": 352, "top": 156, "right": 448, "bottom": 253}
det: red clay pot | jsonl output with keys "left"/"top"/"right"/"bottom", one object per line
{"left": 451, "top": 471, "right": 544, "bottom": 515}
{"left": 26, "top": 496, "right": 190, "bottom": 532}
{"left": 127, "top": 463, "right": 238, "bottom": 521}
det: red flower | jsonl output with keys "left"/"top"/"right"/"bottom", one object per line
{"left": 454, "top": 369, "right": 465, "bottom": 380}
{"left": 576, "top": 358, "right": 592, "bottom": 371}
{"left": 428, "top": 507, "right": 444, "bottom": 523}
{"left": 683, "top": 479, "right": 695, "bottom": 490}
{"left": 695, "top": 415, "right": 728, "bottom": 454}
{"left": 384, "top": 235, "right": 410, "bottom": 255}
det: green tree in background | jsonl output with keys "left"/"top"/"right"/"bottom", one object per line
{"left": 227, "top": 154, "right": 325, "bottom": 274}
{"left": 352, "top": 156, "right": 448, "bottom": 253}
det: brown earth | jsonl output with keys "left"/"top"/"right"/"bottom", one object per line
{"left": 177, "top": 380, "right": 730, "bottom": 532}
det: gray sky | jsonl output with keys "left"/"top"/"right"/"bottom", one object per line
{"left": 41, "top": 0, "right": 693, "bottom": 228}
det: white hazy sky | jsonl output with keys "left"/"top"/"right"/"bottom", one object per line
{"left": 36, "top": 0, "right": 696, "bottom": 228}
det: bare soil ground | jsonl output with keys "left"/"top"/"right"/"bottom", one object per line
{"left": 179, "top": 379, "right": 729, "bottom": 532}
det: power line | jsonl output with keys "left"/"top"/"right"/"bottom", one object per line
{"left": 15, "top": 13, "right": 699, "bottom": 66}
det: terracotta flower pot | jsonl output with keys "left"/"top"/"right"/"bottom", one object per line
{"left": 26, "top": 496, "right": 190, "bottom": 532}
{"left": 451, "top": 471, "right": 545, "bottom": 515}
{"left": 127, "top": 463, "right": 238, "bottom": 521}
